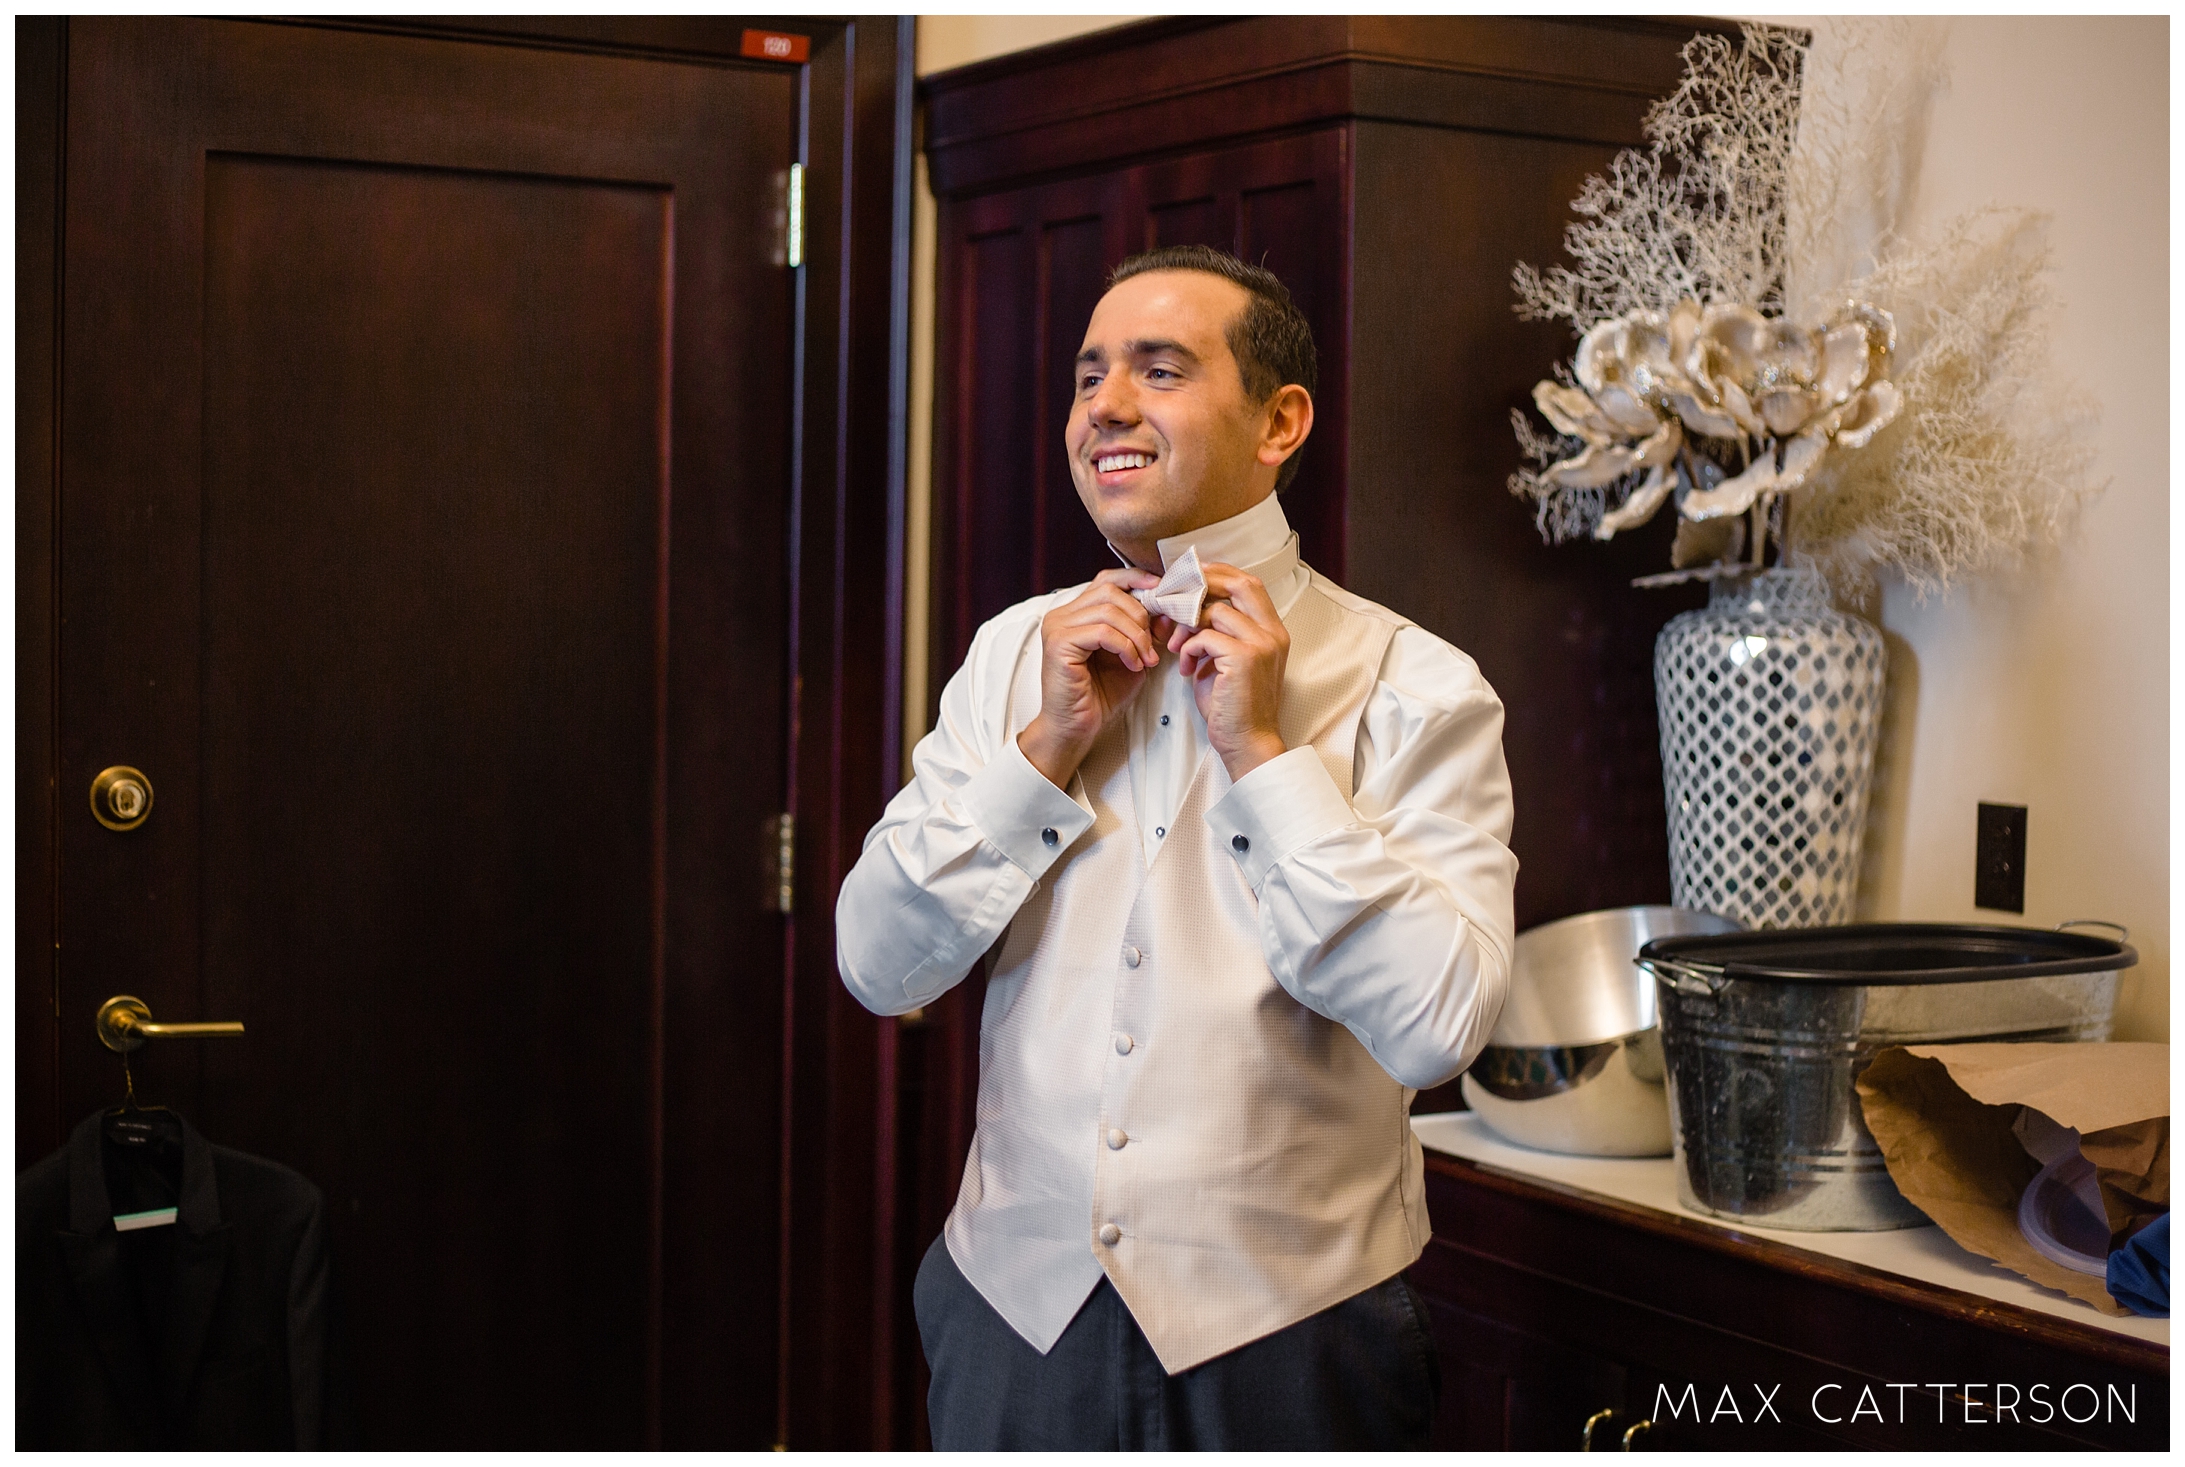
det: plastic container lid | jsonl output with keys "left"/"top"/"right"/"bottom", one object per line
{"left": 2017, "top": 1153, "right": 2111, "bottom": 1276}
{"left": 1637, "top": 922, "right": 2136, "bottom": 987}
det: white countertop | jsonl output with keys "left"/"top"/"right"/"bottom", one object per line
{"left": 1413, "top": 1110, "right": 2168, "bottom": 1348}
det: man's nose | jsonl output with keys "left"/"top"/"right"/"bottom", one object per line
{"left": 1085, "top": 372, "right": 1139, "bottom": 428}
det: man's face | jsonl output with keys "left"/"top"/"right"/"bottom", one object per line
{"left": 1066, "top": 270, "right": 1274, "bottom": 561}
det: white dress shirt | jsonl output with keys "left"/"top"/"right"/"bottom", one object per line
{"left": 838, "top": 493, "right": 1518, "bottom": 1369}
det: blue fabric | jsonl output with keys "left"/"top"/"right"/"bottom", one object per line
{"left": 2106, "top": 1213, "right": 2169, "bottom": 1318}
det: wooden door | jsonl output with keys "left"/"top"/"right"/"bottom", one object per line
{"left": 43, "top": 17, "right": 794, "bottom": 1446}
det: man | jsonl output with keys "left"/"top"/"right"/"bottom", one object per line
{"left": 838, "top": 244, "right": 1516, "bottom": 1449}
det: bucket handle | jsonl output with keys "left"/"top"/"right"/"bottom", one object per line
{"left": 1635, "top": 956, "right": 1728, "bottom": 997}
{"left": 2057, "top": 918, "right": 2129, "bottom": 943}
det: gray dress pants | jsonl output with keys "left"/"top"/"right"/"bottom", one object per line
{"left": 914, "top": 1235, "right": 1440, "bottom": 1450}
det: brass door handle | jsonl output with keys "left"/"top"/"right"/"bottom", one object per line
{"left": 1582, "top": 1407, "right": 1617, "bottom": 1450}
{"left": 1622, "top": 1418, "right": 1654, "bottom": 1450}
{"left": 97, "top": 995, "right": 245, "bottom": 1053}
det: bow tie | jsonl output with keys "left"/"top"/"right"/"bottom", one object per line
{"left": 1132, "top": 544, "right": 1207, "bottom": 628}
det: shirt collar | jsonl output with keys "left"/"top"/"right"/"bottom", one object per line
{"left": 1153, "top": 492, "right": 1292, "bottom": 574}
{"left": 1107, "top": 493, "right": 1309, "bottom": 617}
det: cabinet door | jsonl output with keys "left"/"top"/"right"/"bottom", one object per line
{"left": 1415, "top": 1291, "right": 1625, "bottom": 1449}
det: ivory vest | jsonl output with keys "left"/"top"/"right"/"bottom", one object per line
{"left": 944, "top": 568, "right": 1431, "bottom": 1373}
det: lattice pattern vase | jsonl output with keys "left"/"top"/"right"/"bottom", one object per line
{"left": 1654, "top": 567, "right": 1886, "bottom": 929}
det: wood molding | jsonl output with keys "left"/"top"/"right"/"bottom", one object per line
{"left": 16, "top": 16, "right": 66, "bottom": 1168}
{"left": 923, "top": 15, "right": 1745, "bottom": 196}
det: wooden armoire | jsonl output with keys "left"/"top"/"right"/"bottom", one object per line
{"left": 894, "top": 15, "right": 1734, "bottom": 1446}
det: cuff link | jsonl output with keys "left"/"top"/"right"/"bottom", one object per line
{"left": 1041, "top": 827, "right": 1059, "bottom": 848}
{"left": 1231, "top": 833, "right": 1249, "bottom": 854}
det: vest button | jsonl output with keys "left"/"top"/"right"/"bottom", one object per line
{"left": 1231, "top": 833, "right": 1250, "bottom": 854}
{"left": 1122, "top": 945, "right": 1141, "bottom": 968}
{"left": 1041, "top": 827, "right": 1058, "bottom": 848}
{"left": 1098, "top": 1224, "right": 1122, "bottom": 1246}
{"left": 1107, "top": 1127, "right": 1128, "bottom": 1150}
{"left": 1115, "top": 1033, "right": 1134, "bottom": 1055}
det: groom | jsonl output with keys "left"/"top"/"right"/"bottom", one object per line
{"left": 838, "top": 244, "right": 1517, "bottom": 1448}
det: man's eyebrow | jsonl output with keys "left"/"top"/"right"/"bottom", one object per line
{"left": 1125, "top": 337, "right": 1199, "bottom": 362}
{"left": 1075, "top": 338, "right": 1201, "bottom": 369}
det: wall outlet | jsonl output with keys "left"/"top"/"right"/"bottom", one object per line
{"left": 1975, "top": 802, "right": 2027, "bottom": 913}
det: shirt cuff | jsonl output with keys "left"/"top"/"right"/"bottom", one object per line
{"left": 1205, "top": 745, "right": 1355, "bottom": 890}
{"left": 956, "top": 732, "right": 1096, "bottom": 879}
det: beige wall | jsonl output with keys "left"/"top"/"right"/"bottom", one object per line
{"left": 1843, "top": 17, "right": 2169, "bottom": 1038}
{"left": 901, "top": 19, "right": 2170, "bottom": 1038}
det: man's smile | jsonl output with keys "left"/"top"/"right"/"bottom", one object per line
{"left": 1094, "top": 448, "right": 1158, "bottom": 479}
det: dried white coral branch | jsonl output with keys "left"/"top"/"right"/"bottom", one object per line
{"left": 1780, "top": 19, "right": 1948, "bottom": 321}
{"left": 1507, "top": 16, "right": 2105, "bottom": 599}
{"left": 1508, "top": 407, "right": 1601, "bottom": 543}
{"left": 1514, "top": 23, "right": 1806, "bottom": 327}
{"left": 1789, "top": 207, "right": 2104, "bottom": 601}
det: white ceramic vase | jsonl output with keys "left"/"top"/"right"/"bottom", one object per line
{"left": 1653, "top": 566, "right": 1887, "bottom": 929}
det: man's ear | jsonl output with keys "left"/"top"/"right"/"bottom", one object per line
{"left": 1256, "top": 384, "right": 1314, "bottom": 470}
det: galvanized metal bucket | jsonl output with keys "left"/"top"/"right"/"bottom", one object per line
{"left": 1637, "top": 922, "right": 2133, "bottom": 1231}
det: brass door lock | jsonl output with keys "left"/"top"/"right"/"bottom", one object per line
{"left": 91, "top": 766, "right": 154, "bottom": 831}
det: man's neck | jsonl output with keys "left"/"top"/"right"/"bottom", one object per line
{"left": 1111, "top": 488, "right": 1285, "bottom": 574}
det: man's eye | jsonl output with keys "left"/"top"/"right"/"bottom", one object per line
{"left": 1146, "top": 366, "right": 1178, "bottom": 381}
{"left": 1078, "top": 374, "right": 1102, "bottom": 393}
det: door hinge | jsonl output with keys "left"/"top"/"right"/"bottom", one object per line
{"left": 786, "top": 163, "right": 806, "bottom": 269}
{"left": 765, "top": 812, "right": 795, "bottom": 914}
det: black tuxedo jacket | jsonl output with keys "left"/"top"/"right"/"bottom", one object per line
{"left": 17, "top": 1109, "right": 353, "bottom": 1448}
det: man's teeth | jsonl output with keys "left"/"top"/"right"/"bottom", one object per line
{"left": 1097, "top": 452, "right": 1154, "bottom": 473}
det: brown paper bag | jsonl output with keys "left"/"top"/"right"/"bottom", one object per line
{"left": 1855, "top": 1042, "right": 2169, "bottom": 1317}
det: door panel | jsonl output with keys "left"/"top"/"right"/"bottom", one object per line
{"left": 54, "top": 18, "right": 793, "bottom": 1446}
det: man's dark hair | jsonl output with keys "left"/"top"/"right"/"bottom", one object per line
{"left": 1106, "top": 244, "right": 1317, "bottom": 492}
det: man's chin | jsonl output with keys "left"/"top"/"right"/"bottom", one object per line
{"left": 1079, "top": 491, "right": 1179, "bottom": 549}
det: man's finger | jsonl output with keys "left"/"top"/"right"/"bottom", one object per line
{"left": 1090, "top": 565, "right": 1161, "bottom": 593}
{"left": 1059, "top": 619, "right": 1160, "bottom": 673}
{"left": 1200, "top": 600, "right": 1276, "bottom": 647}
{"left": 1056, "top": 605, "right": 1160, "bottom": 668}
{"left": 1174, "top": 625, "right": 1246, "bottom": 678}
{"left": 1198, "top": 563, "right": 1279, "bottom": 624}
{"left": 1070, "top": 580, "right": 1159, "bottom": 629}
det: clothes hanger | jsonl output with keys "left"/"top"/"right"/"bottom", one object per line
{"left": 101, "top": 1050, "right": 187, "bottom": 1229}
{"left": 92, "top": 994, "right": 242, "bottom": 1223}
{"left": 102, "top": 1049, "right": 182, "bottom": 1149}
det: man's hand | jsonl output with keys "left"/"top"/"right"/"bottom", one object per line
{"left": 1018, "top": 568, "right": 1173, "bottom": 789}
{"left": 1168, "top": 563, "right": 1289, "bottom": 781}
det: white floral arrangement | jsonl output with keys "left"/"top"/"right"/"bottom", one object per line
{"left": 1510, "top": 22, "right": 2099, "bottom": 598}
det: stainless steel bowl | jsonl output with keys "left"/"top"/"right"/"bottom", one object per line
{"left": 1464, "top": 906, "right": 1741, "bottom": 1156}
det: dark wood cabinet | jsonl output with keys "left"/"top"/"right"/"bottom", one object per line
{"left": 1411, "top": 1152, "right": 2167, "bottom": 1450}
